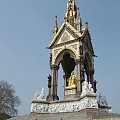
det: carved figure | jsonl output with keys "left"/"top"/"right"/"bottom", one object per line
{"left": 49, "top": 53, "right": 52, "bottom": 65}
{"left": 67, "top": 72, "right": 77, "bottom": 86}
{"left": 48, "top": 74, "right": 51, "bottom": 88}
{"left": 88, "top": 82, "right": 94, "bottom": 92}
{"left": 98, "top": 93, "right": 108, "bottom": 106}
{"left": 82, "top": 80, "right": 88, "bottom": 93}
{"left": 40, "top": 88, "right": 44, "bottom": 98}
{"left": 81, "top": 81, "right": 95, "bottom": 96}
{"left": 34, "top": 88, "right": 45, "bottom": 100}
{"left": 80, "top": 45, "right": 83, "bottom": 55}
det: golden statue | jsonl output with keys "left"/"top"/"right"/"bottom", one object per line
{"left": 67, "top": 72, "right": 77, "bottom": 87}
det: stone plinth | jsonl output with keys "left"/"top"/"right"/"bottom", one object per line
{"left": 64, "top": 86, "right": 77, "bottom": 100}
{"left": 31, "top": 93, "right": 98, "bottom": 113}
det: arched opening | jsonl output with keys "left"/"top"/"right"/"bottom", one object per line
{"left": 57, "top": 65, "right": 64, "bottom": 100}
{"left": 47, "top": 49, "right": 95, "bottom": 101}
{"left": 55, "top": 49, "right": 77, "bottom": 100}
{"left": 61, "top": 52, "right": 76, "bottom": 85}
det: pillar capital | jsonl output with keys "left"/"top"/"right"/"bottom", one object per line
{"left": 76, "top": 57, "right": 84, "bottom": 64}
{"left": 89, "top": 69, "right": 95, "bottom": 74}
{"left": 76, "top": 59, "right": 81, "bottom": 64}
{"left": 80, "top": 56, "right": 84, "bottom": 63}
{"left": 50, "top": 65, "right": 59, "bottom": 70}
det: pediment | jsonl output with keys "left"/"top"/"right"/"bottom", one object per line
{"left": 49, "top": 22, "right": 81, "bottom": 48}
{"left": 57, "top": 29, "right": 75, "bottom": 44}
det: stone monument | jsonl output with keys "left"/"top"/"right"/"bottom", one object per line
{"left": 7, "top": 0, "right": 120, "bottom": 120}
{"left": 31, "top": 0, "right": 111, "bottom": 114}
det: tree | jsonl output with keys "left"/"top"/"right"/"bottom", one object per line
{"left": 0, "top": 113, "right": 11, "bottom": 120}
{"left": 0, "top": 80, "right": 21, "bottom": 116}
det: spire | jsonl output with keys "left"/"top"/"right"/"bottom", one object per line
{"left": 76, "top": 7, "right": 82, "bottom": 32}
{"left": 53, "top": 16, "right": 58, "bottom": 37}
{"left": 64, "top": 0, "right": 83, "bottom": 32}
{"left": 64, "top": 0, "right": 77, "bottom": 23}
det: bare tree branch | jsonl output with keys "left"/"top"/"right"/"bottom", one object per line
{"left": 0, "top": 80, "right": 21, "bottom": 115}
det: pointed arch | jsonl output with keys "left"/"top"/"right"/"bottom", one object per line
{"left": 54, "top": 48, "right": 77, "bottom": 66}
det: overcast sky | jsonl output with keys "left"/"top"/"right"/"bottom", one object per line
{"left": 0, "top": 0, "right": 120, "bottom": 115}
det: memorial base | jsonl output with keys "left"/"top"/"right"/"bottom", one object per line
{"left": 64, "top": 86, "right": 77, "bottom": 100}
{"left": 31, "top": 93, "right": 98, "bottom": 113}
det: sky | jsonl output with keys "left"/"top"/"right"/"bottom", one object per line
{"left": 0, "top": 0, "right": 120, "bottom": 115}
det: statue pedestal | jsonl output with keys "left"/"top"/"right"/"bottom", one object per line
{"left": 64, "top": 86, "right": 77, "bottom": 100}
{"left": 31, "top": 93, "right": 98, "bottom": 113}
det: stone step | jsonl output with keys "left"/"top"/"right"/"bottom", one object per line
{"left": 7, "top": 112, "right": 88, "bottom": 120}
{"left": 7, "top": 111, "right": 120, "bottom": 120}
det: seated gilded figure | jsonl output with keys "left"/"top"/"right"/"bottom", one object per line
{"left": 67, "top": 72, "right": 77, "bottom": 87}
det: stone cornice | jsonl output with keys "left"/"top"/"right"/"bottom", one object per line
{"left": 50, "top": 38, "right": 81, "bottom": 49}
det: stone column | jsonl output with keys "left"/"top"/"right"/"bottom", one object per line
{"left": 76, "top": 59, "right": 81, "bottom": 95}
{"left": 54, "top": 66, "right": 59, "bottom": 100}
{"left": 51, "top": 65, "right": 54, "bottom": 97}
{"left": 50, "top": 65, "right": 59, "bottom": 101}
{"left": 80, "top": 57, "right": 85, "bottom": 92}
{"left": 76, "top": 58, "right": 84, "bottom": 96}
{"left": 63, "top": 74, "right": 66, "bottom": 97}
{"left": 87, "top": 72, "right": 90, "bottom": 83}
{"left": 48, "top": 74, "right": 51, "bottom": 99}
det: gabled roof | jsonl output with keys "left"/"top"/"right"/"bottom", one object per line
{"left": 49, "top": 21, "right": 94, "bottom": 55}
{"left": 85, "top": 29, "right": 94, "bottom": 55}
{"left": 81, "top": 23, "right": 94, "bottom": 55}
{"left": 49, "top": 21, "right": 83, "bottom": 49}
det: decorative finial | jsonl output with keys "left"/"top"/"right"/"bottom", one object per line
{"left": 85, "top": 21, "right": 89, "bottom": 27}
{"left": 77, "top": 7, "right": 80, "bottom": 17}
{"left": 53, "top": 16, "right": 58, "bottom": 37}
{"left": 77, "top": 7, "right": 82, "bottom": 32}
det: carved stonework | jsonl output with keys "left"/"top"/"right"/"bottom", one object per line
{"left": 65, "top": 89, "right": 76, "bottom": 95}
{"left": 98, "top": 93, "right": 112, "bottom": 113}
{"left": 33, "top": 88, "right": 45, "bottom": 101}
{"left": 81, "top": 81, "right": 95, "bottom": 97}
{"left": 54, "top": 49, "right": 61, "bottom": 56}
{"left": 71, "top": 44, "right": 77, "bottom": 50}
{"left": 61, "top": 31, "right": 70, "bottom": 43}
{"left": 31, "top": 96, "right": 98, "bottom": 113}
